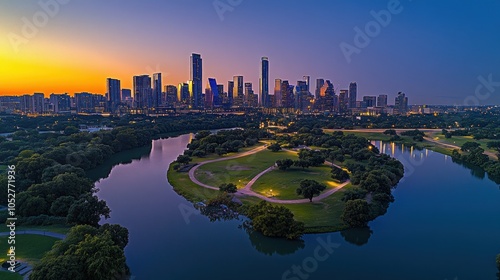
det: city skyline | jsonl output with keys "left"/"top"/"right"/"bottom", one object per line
{"left": 1, "top": 1, "right": 500, "bottom": 105}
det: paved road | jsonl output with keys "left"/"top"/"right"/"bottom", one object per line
{"left": 188, "top": 145, "right": 350, "bottom": 204}
{"left": 0, "top": 230, "right": 66, "bottom": 239}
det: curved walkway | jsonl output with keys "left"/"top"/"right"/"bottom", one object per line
{"left": 0, "top": 230, "right": 66, "bottom": 239}
{"left": 423, "top": 136, "right": 498, "bottom": 160}
{"left": 188, "top": 145, "right": 350, "bottom": 204}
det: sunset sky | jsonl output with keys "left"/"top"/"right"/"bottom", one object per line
{"left": 1, "top": 0, "right": 499, "bottom": 105}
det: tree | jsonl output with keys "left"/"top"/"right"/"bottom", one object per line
{"left": 487, "top": 141, "right": 500, "bottom": 151}
{"left": 296, "top": 179, "right": 326, "bottom": 202}
{"left": 245, "top": 201, "right": 304, "bottom": 239}
{"left": 267, "top": 143, "right": 282, "bottom": 152}
{"left": 50, "top": 196, "right": 76, "bottom": 217}
{"left": 219, "top": 183, "right": 237, "bottom": 193}
{"left": 461, "top": 141, "right": 480, "bottom": 152}
{"left": 496, "top": 254, "right": 500, "bottom": 270}
{"left": 276, "top": 159, "right": 294, "bottom": 170}
{"left": 175, "top": 155, "right": 192, "bottom": 164}
{"left": 293, "top": 159, "right": 311, "bottom": 169}
{"left": 98, "top": 224, "right": 129, "bottom": 250}
{"left": 64, "top": 126, "right": 80, "bottom": 136}
{"left": 67, "top": 194, "right": 111, "bottom": 227}
{"left": 341, "top": 199, "right": 371, "bottom": 228}
{"left": 331, "top": 167, "right": 350, "bottom": 182}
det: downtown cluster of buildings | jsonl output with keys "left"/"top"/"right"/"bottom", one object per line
{"left": 0, "top": 53, "right": 411, "bottom": 116}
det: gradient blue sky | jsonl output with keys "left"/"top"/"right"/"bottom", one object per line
{"left": 1, "top": 0, "right": 499, "bottom": 105}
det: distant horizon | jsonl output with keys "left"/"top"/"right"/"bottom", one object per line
{"left": 1, "top": 0, "right": 499, "bottom": 105}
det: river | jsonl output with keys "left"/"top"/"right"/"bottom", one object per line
{"left": 93, "top": 134, "right": 500, "bottom": 280}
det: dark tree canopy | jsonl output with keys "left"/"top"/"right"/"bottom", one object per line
{"left": 296, "top": 179, "right": 326, "bottom": 202}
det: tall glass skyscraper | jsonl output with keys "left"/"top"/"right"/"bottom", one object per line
{"left": 133, "top": 75, "right": 151, "bottom": 109}
{"left": 153, "top": 73, "right": 162, "bottom": 108}
{"left": 190, "top": 53, "right": 202, "bottom": 108}
{"left": 106, "top": 78, "right": 121, "bottom": 112}
{"left": 259, "top": 57, "right": 269, "bottom": 107}
{"left": 349, "top": 82, "right": 357, "bottom": 109}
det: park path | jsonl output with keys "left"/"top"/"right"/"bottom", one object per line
{"left": 188, "top": 145, "right": 350, "bottom": 204}
{"left": 423, "top": 136, "right": 498, "bottom": 160}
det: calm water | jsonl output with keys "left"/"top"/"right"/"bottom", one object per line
{"left": 94, "top": 135, "right": 500, "bottom": 280}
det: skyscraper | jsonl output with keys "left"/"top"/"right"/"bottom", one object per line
{"left": 349, "top": 82, "right": 357, "bottom": 109}
{"left": 227, "top": 81, "right": 234, "bottom": 106}
{"left": 377, "top": 94, "right": 388, "bottom": 107}
{"left": 177, "top": 83, "right": 189, "bottom": 105}
{"left": 274, "top": 79, "right": 282, "bottom": 108}
{"left": 190, "top": 53, "right": 203, "bottom": 108}
{"left": 121, "top": 89, "right": 132, "bottom": 101}
{"left": 153, "top": 73, "right": 162, "bottom": 108}
{"left": 107, "top": 78, "right": 121, "bottom": 112}
{"left": 363, "top": 96, "right": 377, "bottom": 107}
{"left": 303, "top": 76, "right": 310, "bottom": 94}
{"left": 259, "top": 57, "right": 269, "bottom": 107}
{"left": 133, "top": 75, "right": 151, "bottom": 109}
{"left": 208, "top": 78, "right": 220, "bottom": 107}
{"left": 233, "top": 76, "right": 244, "bottom": 107}
{"left": 281, "top": 80, "right": 294, "bottom": 108}
{"left": 395, "top": 92, "right": 409, "bottom": 114}
{"left": 315, "top": 79, "right": 325, "bottom": 99}
{"left": 164, "top": 85, "right": 177, "bottom": 107}
{"left": 339, "top": 90, "right": 349, "bottom": 114}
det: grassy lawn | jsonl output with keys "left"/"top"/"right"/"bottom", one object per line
{"left": 251, "top": 165, "right": 339, "bottom": 200}
{"left": 0, "top": 165, "right": 6, "bottom": 173}
{"left": 0, "top": 225, "right": 71, "bottom": 235}
{"left": 0, "top": 235, "right": 58, "bottom": 265}
{"left": 195, "top": 150, "right": 296, "bottom": 189}
{"left": 167, "top": 165, "right": 219, "bottom": 203}
{"left": 0, "top": 271, "right": 22, "bottom": 280}
{"left": 281, "top": 184, "right": 354, "bottom": 233}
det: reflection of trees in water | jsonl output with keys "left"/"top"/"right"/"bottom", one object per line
{"left": 195, "top": 204, "right": 241, "bottom": 222}
{"left": 340, "top": 227, "right": 373, "bottom": 246}
{"left": 241, "top": 222, "right": 305, "bottom": 256}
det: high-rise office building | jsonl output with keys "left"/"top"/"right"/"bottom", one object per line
{"left": 395, "top": 92, "right": 408, "bottom": 114}
{"left": 259, "top": 57, "right": 269, "bottom": 107}
{"left": 49, "top": 93, "right": 71, "bottom": 113}
{"left": 107, "top": 78, "right": 121, "bottom": 112}
{"left": 227, "top": 81, "right": 234, "bottom": 106}
{"left": 121, "top": 89, "right": 132, "bottom": 101}
{"left": 295, "top": 81, "right": 310, "bottom": 111}
{"left": 363, "top": 96, "right": 377, "bottom": 107}
{"left": 274, "top": 79, "right": 282, "bottom": 108}
{"left": 233, "top": 76, "right": 244, "bottom": 107}
{"left": 377, "top": 94, "right": 388, "bottom": 107}
{"left": 164, "top": 85, "right": 177, "bottom": 107}
{"left": 190, "top": 53, "right": 203, "bottom": 108}
{"left": 339, "top": 90, "right": 349, "bottom": 114}
{"left": 315, "top": 79, "right": 325, "bottom": 99}
{"left": 349, "top": 82, "right": 357, "bottom": 109}
{"left": 133, "top": 75, "right": 151, "bottom": 109}
{"left": 245, "top": 82, "right": 257, "bottom": 107}
{"left": 303, "top": 76, "right": 310, "bottom": 94}
{"left": 153, "top": 73, "right": 162, "bottom": 108}
{"left": 208, "top": 78, "right": 220, "bottom": 107}
{"left": 177, "top": 83, "right": 190, "bottom": 105}
{"left": 281, "top": 80, "right": 294, "bottom": 108}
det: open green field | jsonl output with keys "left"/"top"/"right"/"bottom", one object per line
{"left": 252, "top": 165, "right": 339, "bottom": 200}
{"left": 195, "top": 150, "right": 296, "bottom": 188}
{"left": 168, "top": 165, "right": 219, "bottom": 203}
{"left": 0, "top": 235, "right": 58, "bottom": 264}
{"left": 0, "top": 271, "right": 22, "bottom": 280}
{"left": 427, "top": 132, "right": 497, "bottom": 152}
{"left": 0, "top": 165, "right": 7, "bottom": 173}
{"left": 0, "top": 225, "right": 71, "bottom": 235}
{"left": 281, "top": 184, "right": 353, "bottom": 233}
{"left": 189, "top": 143, "right": 266, "bottom": 164}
